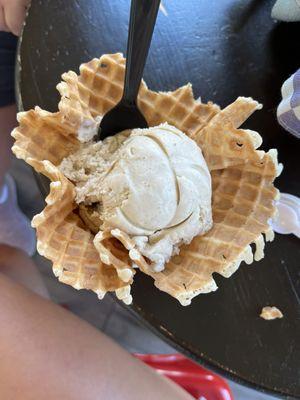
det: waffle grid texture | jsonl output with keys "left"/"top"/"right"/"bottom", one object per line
{"left": 12, "top": 53, "right": 281, "bottom": 305}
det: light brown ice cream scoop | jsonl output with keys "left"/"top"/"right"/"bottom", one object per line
{"left": 60, "top": 123, "right": 213, "bottom": 272}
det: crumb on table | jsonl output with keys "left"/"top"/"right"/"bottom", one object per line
{"left": 260, "top": 306, "right": 283, "bottom": 320}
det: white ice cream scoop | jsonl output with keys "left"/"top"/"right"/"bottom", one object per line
{"left": 60, "top": 123, "right": 213, "bottom": 272}
{"left": 100, "top": 123, "right": 213, "bottom": 271}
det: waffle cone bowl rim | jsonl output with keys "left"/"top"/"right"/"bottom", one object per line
{"left": 11, "top": 53, "right": 281, "bottom": 305}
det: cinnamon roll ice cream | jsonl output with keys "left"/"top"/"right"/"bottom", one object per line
{"left": 60, "top": 122, "right": 213, "bottom": 272}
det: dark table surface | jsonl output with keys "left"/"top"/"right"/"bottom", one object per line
{"left": 17, "top": 0, "right": 300, "bottom": 398}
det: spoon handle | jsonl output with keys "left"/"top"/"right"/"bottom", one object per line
{"left": 122, "top": 0, "right": 160, "bottom": 104}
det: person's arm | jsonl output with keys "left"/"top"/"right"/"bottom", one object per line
{"left": 0, "top": 0, "right": 30, "bottom": 36}
{"left": 0, "top": 0, "right": 30, "bottom": 186}
{"left": 0, "top": 249, "right": 192, "bottom": 400}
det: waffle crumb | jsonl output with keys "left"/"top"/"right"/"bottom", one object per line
{"left": 260, "top": 306, "right": 283, "bottom": 320}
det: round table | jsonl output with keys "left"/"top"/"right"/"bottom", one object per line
{"left": 17, "top": 0, "right": 300, "bottom": 398}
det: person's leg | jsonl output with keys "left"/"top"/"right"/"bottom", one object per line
{"left": 0, "top": 31, "right": 18, "bottom": 187}
{"left": 0, "top": 244, "right": 48, "bottom": 298}
{"left": 0, "top": 248, "right": 192, "bottom": 400}
{"left": 0, "top": 32, "right": 36, "bottom": 255}
{"left": 0, "top": 103, "right": 16, "bottom": 187}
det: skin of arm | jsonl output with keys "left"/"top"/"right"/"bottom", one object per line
{"left": 0, "top": 246, "right": 192, "bottom": 400}
{"left": 0, "top": 0, "right": 30, "bottom": 185}
{"left": 0, "top": 0, "right": 30, "bottom": 36}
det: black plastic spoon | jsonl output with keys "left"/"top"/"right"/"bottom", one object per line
{"left": 98, "top": 0, "right": 160, "bottom": 140}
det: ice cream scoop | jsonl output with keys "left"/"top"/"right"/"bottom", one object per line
{"left": 60, "top": 123, "right": 213, "bottom": 271}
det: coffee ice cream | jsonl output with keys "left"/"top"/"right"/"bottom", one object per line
{"left": 60, "top": 123, "right": 212, "bottom": 272}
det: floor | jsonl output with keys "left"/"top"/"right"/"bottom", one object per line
{"left": 11, "top": 156, "right": 276, "bottom": 400}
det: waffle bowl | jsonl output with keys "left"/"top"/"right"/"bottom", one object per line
{"left": 12, "top": 53, "right": 281, "bottom": 305}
